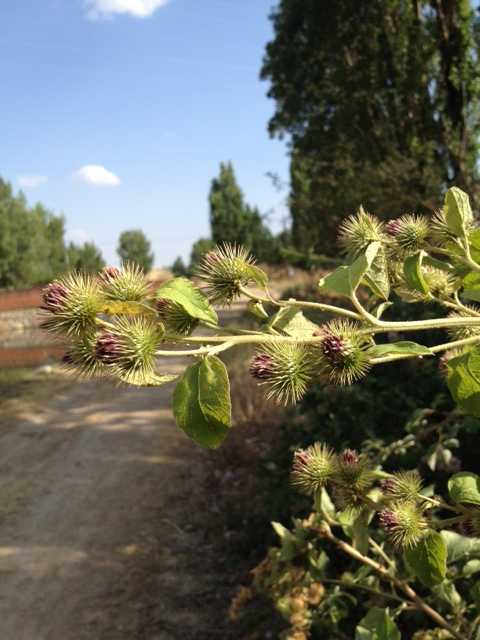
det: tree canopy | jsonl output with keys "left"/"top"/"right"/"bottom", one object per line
{"left": 0, "top": 178, "right": 67, "bottom": 288}
{"left": 117, "top": 229, "right": 154, "bottom": 273}
{"left": 261, "top": 0, "right": 480, "bottom": 254}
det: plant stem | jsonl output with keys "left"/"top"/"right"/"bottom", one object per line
{"left": 238, "top": 285, "right": 362, "bottom": 321}
{"left": 320, "top": 578, "right": 404, "bottom": 604}
{"left": 155, "top": 341, "right": 234, "bottom": 358}
{"left": 318, "top": 522, "right": 465, "bottom": 640}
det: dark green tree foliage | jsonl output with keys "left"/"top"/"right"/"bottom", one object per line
{"left": 117, "top": 229, "right": 154, "bottom": 273}
{"left": 262, "top": 0, "right": 480, "bottom": 254}
{"left": 171, "top": 256, "right": 188, "bottom": 277}
{"left": 209, "top": 162, "right": 279, "bottom": 262}
{"left": 189, "top": 237, "right": 215, "bottom": 271}
{"left": 0, "top": 178, "right": 67, "bottom": 288}
{"left": 67, "top": 242, "right": 105, "bottom": 272}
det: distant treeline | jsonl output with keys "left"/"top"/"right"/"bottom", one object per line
{"left": 0, "top": 178, "right": 154, "bottom": 289}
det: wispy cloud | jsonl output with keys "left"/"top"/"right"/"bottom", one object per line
{"left": 84, "top": 0, "right": 169, "bottom": 20}
{"left": 17, "top": 175, "right": 47, "bottom": 188}
{"left": 75, "top": 164, "right": 121, "bottom": 186}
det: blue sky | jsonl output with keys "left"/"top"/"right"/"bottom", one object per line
{"left": 0, "top": 0, "right": 289, "bottom": 267}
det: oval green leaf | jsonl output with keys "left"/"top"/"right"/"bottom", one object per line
{"left": 367, "top": 341, "right": 433, "bottom": 358}
{"left": 405, "top": 531, "right": 447, "bottom": 587}
{"left": 156, "top": 277, "right": 218, "bottom": 325}
{"left": 448, "top": 472, "right": 480, "bottom": 506}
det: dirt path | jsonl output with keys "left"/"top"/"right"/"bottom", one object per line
{"left": 0, "top": 363, "right": 231, "bottom": 640}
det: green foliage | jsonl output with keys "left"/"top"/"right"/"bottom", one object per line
{"left": 262, "top": 1, "right": 480, "bottom": 255}
{"left": 405, "top": 532, "right": 447, "bottom": 587}
{"left": 117, "top": 229, "right": 154, "bottom": 273}
{"left": 355, "top": 607, "right": 401, "bottom": 640}
{"left": 189, "top": 237, "right": 215, "bottom": 271}
{"left": 173, "top": 356, "right": 231, "bottom": 449}
{"left": 0, "top": 177, "right": 67, "bottom": 288}
{"left": 156, "top": 277, "right": 218, "bottom": 326}
{"left": 66, "top": 241, "right": 105, "bottom": 272}
{"left": 448, "top": 472, "right": 480, "bottom": 506}
{"left": 170, "top": 256, "right": 188, "bottom": 277}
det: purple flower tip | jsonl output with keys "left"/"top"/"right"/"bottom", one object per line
{"left": 322, "top": 334, "right": 345, "bottom": 364}
{"left": 386, "top": 219, "right": 402, "bottom": 237}
{"left": 249, "top": 353, "right": 274, "bottom": 380}
{"left": 340, "top": 449, "right": 359, "bottom": 466}
{"left": 379, "top": 509, "right": 399, "bottom": 531}
{"left": 101, "top": 266, "right": 121, "bottom": 282}
{"left": 95, "top": 332, "right": 122, "bottom": 364}
{"left": 380, "top": 478, "right": 397, "bottom": 494}
{"left": 41, "top": 281, "right": 69, "bottom": 313}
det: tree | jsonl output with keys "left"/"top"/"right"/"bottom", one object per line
{"left": 171, "top": 256, "right": 188, "bottom": 277}
{"left": 67, "top": 242, "right": 105, "bottom": 272}
{"left": 208, "top": 163, "right": 281, "bottom": 262}
{"left": 0, "top": 177, "right": 68, "bottom": 288}
{"left": 117, "top": 229, "right": 154, "bottom": 273}
{"left": 189, "top": 238, "right": 215, "bottom": 271}
{"left": 209, "top": 162, "right": 251, "bottom": 246}
{"left": 261, "top": 0, "right": 480, "bottom": 254}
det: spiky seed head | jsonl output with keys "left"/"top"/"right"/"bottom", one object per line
{"left": 100, "top": 262, "right": 150, "bottom": 302}
{"left": 335, "top": 449, "right": 374, "bottom": 495}
{"left": 378, "top": 502, "right": 428, "bottom": 548}
{"left": 430, "top": 208, "right": 452, "bottom": 244}
{"left": 62, "top": 331, "right": 106, "bottom": 378}
{"left": 381, "top": 471, "right": 423, "bottom": 503}
{"left": 290, "top": 443, "right": 337, "bottom": 495}
{"left": 251, "top": 342, "right": 315, "bottom": 405}
{"left": 196, "top": 243, "right": 263, "bottom": 305}
{"left": 155, "top": 298, "right": 198, "bottom": 335}
{"left": 388, "top": 214, "right": 430, "bottom": 254}
{"left": 338, "top": 207, "right": 385, "bottom": 257}
{"left": 317, "top": 320, "right": 371, "bottom": 385}
{"left": 40, "top": 273, "right": 103, "bottom": 336}
{"left": 249, "top": 353, "right": 275, "bottom": 380}
{"left": 447, "top": 305, "right": 480, "bottom": 340}
{"left": 424, "top": 266, "right": 457, "bottom": 300}
{"left": 100, "top": 316, "right": 164, "bottom": 384}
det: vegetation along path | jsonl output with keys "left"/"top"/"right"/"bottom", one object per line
{"left": 0, "top": 361, "right": 231, "bottom": 640}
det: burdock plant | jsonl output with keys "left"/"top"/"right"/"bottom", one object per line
{"left": 40, "top": 186, "right": 480, "bottom": 449}
{"left": 40, "top": 185, "right": 480, "bottom": 639}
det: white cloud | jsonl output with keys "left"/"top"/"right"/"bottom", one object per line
{"left": 75, "top": 164, "right": 121, "bottom": 186}
{"left": 84, "top": 0, "right": 169, "bottom": 19}
{"left": 17, "top": 175, "right": 47, "bottom": 188}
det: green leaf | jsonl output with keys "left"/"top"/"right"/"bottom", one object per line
{"left": 442, "top": 530, "right": 480, "bottom": 564}
{"left": 265, "top": 306, "right": 318, "bottom": 338}
{"left": 462, "top": 271, "right": 480, "bottom": 302}
{"left": 197, "top": 355, "right": 232, "bottom": 431}
{"left": 352, "top": 512, "right": 369, "bottom": 555}
{"left": 319, "top": 242, "right": 380, "bottom": 298}
{"left": 403, "top": 251, "right": 429, "bottom": 295}
{"left": 156, "top": 277, "right": 218, "bottom": 325}
{"left": 448, "top": 472, "right": 480, "bottom": 506}
{"left": 363, "top": 248, "right": 390, "bottom": 301}
{"left": 244, "top": 263, "right": 268, "bottom": 287}
{"left": 463, "top": 559, "right": 480, "bottom": 577}
{"left": 355, "top": 607, "right": 401, "bottom": 640}
{"left": 367, "top": 341, "right": 433, "bottom": 358}
{"left": 432, "top": 581, "right": 463, "bottom": 610}
{"left": 405, "top": 531, "right": 447, "bottom": 587}
{"left": 447, "top": 348, "right": 480, "bottom": 416}
{"left": 172, "top": 358, "right": 231, "bottom": 449}
{"left": 118, "top": 370, "right": 177, "bottom": 387}
{"left": 444, "top": 186, "right": 473, "bottom": 237}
